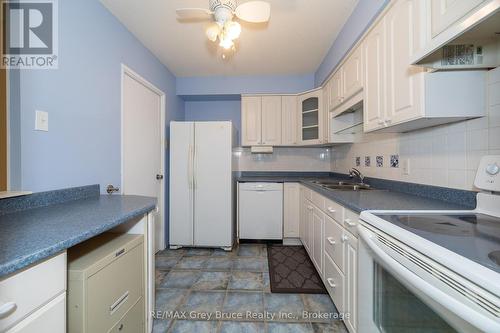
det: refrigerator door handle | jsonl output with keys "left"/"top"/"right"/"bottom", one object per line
{"left": 188, "top": 145, "right": 194, "bottom": 189}
{"left": 193, "top": 145, "right": 197, "bottom": 189}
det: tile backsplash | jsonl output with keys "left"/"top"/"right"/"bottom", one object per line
{"left": 234, "top": 147, "right": 331, "bottom": 172}
{"left": 332, "top": 67, "right": 500, "bottom": 191}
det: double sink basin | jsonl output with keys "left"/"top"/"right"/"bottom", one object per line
{"left": 311, "top": 180, "right": 380, "bottom": 192}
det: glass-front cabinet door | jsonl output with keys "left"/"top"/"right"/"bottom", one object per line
{"left": 298, "top": 89, "right": 323, "bottom": 145}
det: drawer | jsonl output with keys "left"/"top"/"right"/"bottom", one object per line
{"left": 0, "top": 253, "right": 66, "bottom": 332}
{"left": 324, "top": 198, "right": 344, "bottom": 223}
{"left": 311, "top": 191, "right": 325, "bottom": 211}
{"left": 324, "top": 253, "right": 345, "bottom": 313}
{"left": 324, "top": 215, "right": 344, "bottom": 272}
{"left": 108, "top": 298, "right": 144, "bottom": 333}
{"left": 300, "top": 186, "right": 312, "bottom": 201}
{"left": 7, "top": 293, "right": 65, "bottom": 333}
{"left": 87, "top": 244, "right": 143, "bottom": 333}
{"left": 343, "top": 209, "right": 360, "bottom": 236}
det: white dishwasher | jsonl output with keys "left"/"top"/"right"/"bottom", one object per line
{"left": 239, "top": 182, "right": 283, "bottom": 240}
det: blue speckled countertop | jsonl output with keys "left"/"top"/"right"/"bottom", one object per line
{"left": 237, "top": 174, "right": 474, "bottom": 213}
{"left": 0, "top": 193, "right": 156, "bottom": 278}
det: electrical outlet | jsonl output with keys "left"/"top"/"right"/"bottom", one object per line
{"left": 402, "top": 158, "right": 411, "bottom": 175}
{"left": 35, "top": 110, "right": 49, "bottom": 131}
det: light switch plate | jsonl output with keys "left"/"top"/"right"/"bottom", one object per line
{"left": 35, "top": 110, "right": 48, "bottom": 131}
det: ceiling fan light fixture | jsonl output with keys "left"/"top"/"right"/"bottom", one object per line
{"left": 206, "top": 22, "right": 221, "bottom": 42}
{"left": 219, "top": 36, "right": 234, "bottom": 50}
{"left": 225, "top": 21, "right": 241, "bottom": 40}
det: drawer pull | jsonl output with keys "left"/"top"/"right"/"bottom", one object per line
{"left": 119, "top": 323, "right": 124, "bottom": 331}
{"left": 0, "top": 301, "right": 16, "bottom": 318}
{"left": 115, "top": 248, "right": 125, "bottom": 257}
{"left": 341, "top": 235, "right": 349, "bottom": 243}
{"left": 345, "top": 219, "right": 356, "bottom": 227}
{"left": 110, "top": 291, "right": 129, "bottom": 315}
{"left": 327, "top": 207, "right": 336, "bottom": 213}
{"left": 327, "top": 237, "right": 336, "bottom": 245}
{"left": 327, "top": 278, "right": 336, "bottom": 288}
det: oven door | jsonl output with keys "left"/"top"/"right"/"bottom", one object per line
{"left": 358, "top": 223, "right": 500, "bottom": 333}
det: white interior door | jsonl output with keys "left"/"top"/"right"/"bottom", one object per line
{"left": 122, "top": 66, "right": 165, "bottom": 253}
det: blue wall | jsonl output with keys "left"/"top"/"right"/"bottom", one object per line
{"left": 184, "top": 100, "right": 242, "bottom": 145}
{"left": 13, "top": 0, "right": 184, "bottom": 192}
{"left": 314, "top": 0, "right": 389, "bottom": 86}
{"left": 177, "top": 73, "right": 315, "bottom": 97}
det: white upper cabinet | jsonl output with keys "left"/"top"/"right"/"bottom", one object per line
{"left": 363, "top": 0, "right": 486, "bottom": 133}
{"left": 342, "top": 47, "right": 363, "bottom": 101}
{"left": 281, "top": 95, "right": 298, "bottom": 145}
{"left": 261, "top": 96, "right": 282, "bottom": 146}
{"left": 362, "top": 18, "right": 386, "bottom": 132}
{"left": 241, "top": 96, "right": 262, "bottom": 146}
{"left": 298, "top": 89, "right": 324, "bottom": 145}
{"left": 385, "top": 0, "right": 425, "bottom": 126}
{"left": 430, "top": 0, "right": 486, "bottom": 38}
{"left": 329, "top": 70, "right": 344, "bottom": 110}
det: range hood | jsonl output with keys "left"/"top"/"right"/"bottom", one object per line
{"left": 412, "top": 2, "right": 500, "bottom": 70}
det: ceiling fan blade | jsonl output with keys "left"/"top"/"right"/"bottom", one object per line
{"left": 234, "top": 1, "right": 270, "bottom": 23}
{"left": 176, "top": 8, "right": 212, "bottom": 20}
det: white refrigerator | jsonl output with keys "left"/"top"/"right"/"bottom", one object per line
{"left": 169, "top": 121, "right": 235, "bottom": 250}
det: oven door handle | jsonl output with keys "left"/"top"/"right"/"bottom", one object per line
{"left": 358, "top": 226, "right": 500, "bottom": 333}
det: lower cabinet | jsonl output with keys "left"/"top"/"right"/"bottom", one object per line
{"left": 299, "top": 185, "right": 359, "bottom": 333}
{"left": 312, "top": 206, "right": 324, "bottom": 275}
{"left": 345, "top": 233, "right": 358, "bottom": 333}
{"left": 284, "top": 183, "right": 301, "bottom": 238}
{"left": 0, "top": 253, "right": 67, "bottom": 333}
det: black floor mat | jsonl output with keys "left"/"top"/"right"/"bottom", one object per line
{"left": 267, "top": 245, "right": 327, "bottom": 294}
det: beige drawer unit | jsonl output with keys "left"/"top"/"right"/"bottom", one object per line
{"left": 109, "top": 299, "right": 144, "bottom": 333}
{"left": 68, "top": 233, "right": 144, "bottom": 333}
{"left": 324, "top": 215, "right": 345, "bottom": 272}
{"left": 343, "top": 209, "right": 360, "bottom": 236}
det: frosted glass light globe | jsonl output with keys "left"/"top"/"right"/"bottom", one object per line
{"left": 206, "top": 23, "right": 220, "bottom": 42}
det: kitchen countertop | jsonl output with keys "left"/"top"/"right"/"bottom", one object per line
{"left": 0, "top": 194, "right": 156, "bottom": 278}
{"left": 237, "top": 175, "right": 473, "bottom": 213}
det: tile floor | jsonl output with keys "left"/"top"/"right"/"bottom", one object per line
{"left": 154, "top": 244, "right": 348, "bottom": 333}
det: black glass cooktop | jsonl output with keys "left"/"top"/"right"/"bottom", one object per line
{"left": 374, "top": 213, "right": 500, "bottom": 273}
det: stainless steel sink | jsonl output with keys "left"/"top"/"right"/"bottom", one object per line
{"left": 312, "top": 180, "right": 379, "bottom": 191}
{"left": 322, "top": 184, "right": 376, "bottom": 191}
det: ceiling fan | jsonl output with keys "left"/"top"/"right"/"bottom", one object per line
{"left": 176, "top": 0, "right": 271, "bottom": 51}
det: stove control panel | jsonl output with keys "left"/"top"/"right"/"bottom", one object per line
{"left": 475, "top": 155, "right": 500, "bottom": 192}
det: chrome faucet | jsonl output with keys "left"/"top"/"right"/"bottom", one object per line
{"left": 349, "top": 168, "right": 365, "bottom": 184}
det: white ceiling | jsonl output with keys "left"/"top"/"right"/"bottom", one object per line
{"left": 100, "top": 0, "right": 359, "bottom": 77}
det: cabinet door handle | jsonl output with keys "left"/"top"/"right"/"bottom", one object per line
{"left": 307, "top": 206, "right": 313, "bottom": 211}
{"left": 327, "top": 278, "right": 336, "bottom": 288}
{"left": 327, "top": 237, "right": 336, "bottom": 245}
{"left": 327, "top": 207, "right": 336, "bottom": 213}
{"left": 341, "top": 234, "right": 349, "bottom": 243}
{"left": 0, "top": 302, "right": 16, "bottom": 318}
{"left": 345, "top": 219, "right": 356, "bottom": 227}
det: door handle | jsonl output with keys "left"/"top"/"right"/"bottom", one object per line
{"left": 327, "top": 237, "right": 336, "bottom": 245}
{"left": 327, "top": 207, "right": 336, "bottom": 213}
{"left": 327, "top": 278, "right": 336, "bottom": 288}
{"left": 156, "top": 174, "right": 164, "bottom": 180}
